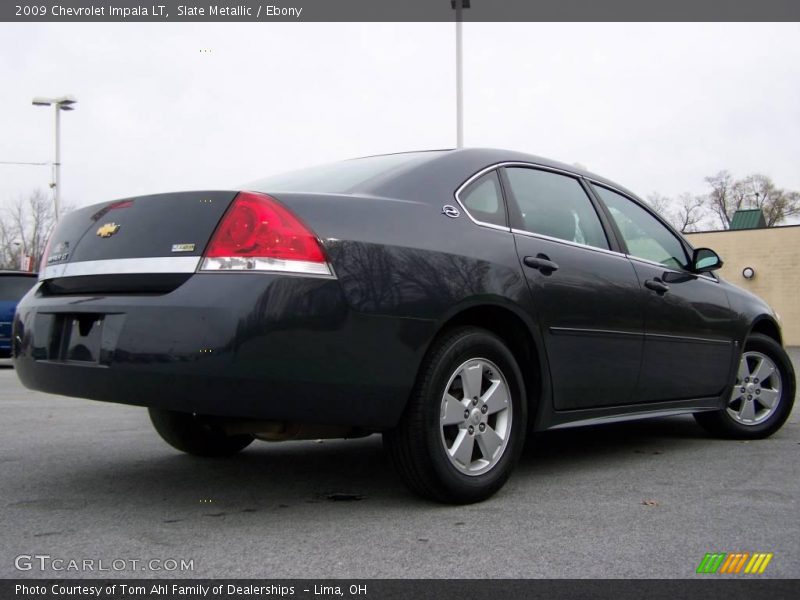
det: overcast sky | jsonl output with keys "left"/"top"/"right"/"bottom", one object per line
{"left": 1, "top": 22, "right": 799, "bottom": 218}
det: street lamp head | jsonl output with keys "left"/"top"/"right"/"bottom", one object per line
{"left": 32, "top": 95, "right": 77, "bottom": 108}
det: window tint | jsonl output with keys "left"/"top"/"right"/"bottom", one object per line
{"left": 459, "top": 170, "right": 506, "bottom": 227}
{"left": 0, "top": 275, "right": 36, "bottom": 301}
{"left": 593, "top": 185, "right": 688, "bottom": 269}
{"left": 504, "top": 168, "right": 609, "bottom": 249}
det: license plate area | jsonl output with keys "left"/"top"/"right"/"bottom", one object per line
{"left": 54, "top": 314, "right": 104, "bottom": 363}
{"left": 32, "top": 312, "right": 124, "bottom": 364}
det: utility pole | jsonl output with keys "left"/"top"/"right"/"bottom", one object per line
{"left": 452, "top": 1, "right": 470, "bottom": 148}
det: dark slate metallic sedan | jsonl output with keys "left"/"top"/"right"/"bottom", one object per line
{"left": 13, "top": 149, "right": 796, "bottom": 503}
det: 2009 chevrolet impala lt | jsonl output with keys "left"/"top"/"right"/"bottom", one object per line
{"left": 13, "top": 149, "right": 796, "bottom": 503}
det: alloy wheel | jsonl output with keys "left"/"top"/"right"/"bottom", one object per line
{"left": 727, "top": 351, "right": 782, "bottom": 426}
{"left": 439, "top": 358, "right": 513, "bottom": 476}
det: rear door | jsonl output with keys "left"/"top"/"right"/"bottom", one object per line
{"left": 501, "top": 166, "right": 645, "bottom": 410}
{"left": 591, "top": 184, "right": 737, "bottom": 402}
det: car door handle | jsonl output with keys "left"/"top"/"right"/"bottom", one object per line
{"left": 645, "top": 278, "right": 670, "bottom": 294}
{"left": 523, "top": 255, "right": 559, "bottom": 274}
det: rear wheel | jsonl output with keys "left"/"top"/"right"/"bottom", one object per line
{"left": 148, "top": 408, "right": 254, "bottom": 457}
{"left": 385, "top": 327, "right": 527, "bottom": 504}
{"left": 694, "top": 333, "right": 795, "bottom": 439}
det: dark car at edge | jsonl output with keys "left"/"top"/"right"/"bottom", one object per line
{"left": 1, "top": 270, "right": 37, "bottom": 359}
{"left": 13, "top": 148, "right": 796, "bottom": 503}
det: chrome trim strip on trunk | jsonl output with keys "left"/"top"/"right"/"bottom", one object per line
{"left": 199, "top": 256, "right": 334, "bottom": 277}
{"left": 41, "top": 257, "right": 201, "bottom": 280}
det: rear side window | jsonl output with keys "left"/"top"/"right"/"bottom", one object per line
{"left": 593, "top": 185, "right": 688, "bottom": 269}
{"left": 504, "top": 168, "right": 609, "bottom": 250}
{"left": 458, "top": 170, "right": 507, "bottom": 227}
{"left": 0, "top": 276, "right": 36, "bottom": 301}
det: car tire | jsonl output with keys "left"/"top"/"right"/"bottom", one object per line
{"left": 384, "top": 326, "right": 528, "bottom": 504}
{"left": 694, "top": 333, "right": 796, "bottom": 439}
{"left": 148, "top": 408, "right": 254, "bottom": 457}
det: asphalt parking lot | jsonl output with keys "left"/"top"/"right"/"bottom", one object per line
{"left": 1, "top": 351, "right": 798, "bottom": 579}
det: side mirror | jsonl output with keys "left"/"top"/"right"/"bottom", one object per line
{"left": 692, "top": 247, "right": 723, "bottom": 273}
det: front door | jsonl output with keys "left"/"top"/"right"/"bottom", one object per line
{"left": 592, "top": 184, "right": 737, "bottom": 402}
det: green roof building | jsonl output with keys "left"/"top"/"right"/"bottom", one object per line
{"left": 729, "top": 209, "right": 767, "bottom": 230}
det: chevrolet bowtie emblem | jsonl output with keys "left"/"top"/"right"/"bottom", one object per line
{"left": 96, "top": 223, "right": 121, "bottom": 238}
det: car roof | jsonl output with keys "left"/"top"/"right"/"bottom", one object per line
{"left": 0, "top": 270, "right": 37, "bottom": 277}
{"left": 438, "top": 147, "right": 639, "bottom": 193}
{"left": 352, "top": 148, "right": 645, "bottom": 205}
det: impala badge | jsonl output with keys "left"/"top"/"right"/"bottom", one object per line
{"left": 96, "top": 223, "right": 121, "bottom": 238}
{"left": 442, "top": 205, "right": 460, "bottom": 218}
{"left": 171, "top": 243, "right": 196, "bottom": 253}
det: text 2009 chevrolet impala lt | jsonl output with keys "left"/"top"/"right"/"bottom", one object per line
{"left": 13, "top": 149, "right": 796, "bottom": 503}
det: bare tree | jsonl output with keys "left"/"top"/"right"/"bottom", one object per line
{"left": 0, "top": 215, "right": 18, "bottom": 269}
{"left": 674, "top": 192, "right": 706, "bottom": 233}
{"left": 0, "top": 189, "right": 56, "bottom": 270}
{"left": 744, "top": 174, "right": 800, "bottom": 227}
{"left": 704, "top": 171, "right": 799, "bottom": 228}
{"left": 646, "top": 192, "right": 671, "bottom": 218}
{"left": 703, "top": 170, "right": 738, "bottom": 229}
{"left": 646, "top": 192, "right": 706, "bottom": 233}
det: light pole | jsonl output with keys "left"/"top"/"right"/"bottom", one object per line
{"left": 12, "top": 241, "right": 22, "bottom": 271}
{"left": 32, "top": 95, "right": 77, "bottom": 220}
{"left": 452, "top": 1, "right": 470, "bottom": 148}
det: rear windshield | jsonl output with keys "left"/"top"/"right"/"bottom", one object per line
{"left": 0, "top": 275, "right": 36, "bottom": 301}
{"left": 246, "top": 151, "right": 447, "bottom": 194}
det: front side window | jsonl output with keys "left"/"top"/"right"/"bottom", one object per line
{"left": 593, "top": 185, "right": 688, "bottom": 269}
{"left": 504, "top": 168, "right": 609, "bottom": 250}
{"left": 458, "top": 170, "right": 506, "bottom": 227}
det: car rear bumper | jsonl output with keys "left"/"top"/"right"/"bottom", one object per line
{"left": 13, "top": 274, "right": 433, "bottom": 429}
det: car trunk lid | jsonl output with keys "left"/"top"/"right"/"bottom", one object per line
{"left": 41, "top": 191, "right": 238, "bottom": 294}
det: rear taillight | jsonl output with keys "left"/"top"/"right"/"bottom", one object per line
{"left": 200, "top": 191, "right": 332, "bottom": 276}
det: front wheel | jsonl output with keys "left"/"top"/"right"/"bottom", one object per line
{"left": 694, "top": 333, "right": 796, "bottom": 439}
{"left": 384, "top": 327, "right": 528, "bottom": 504}
{"left": 149, "top": 408, "right": 254, "bottom": 457}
